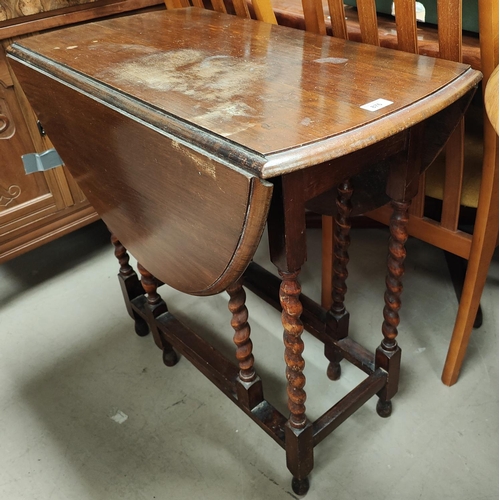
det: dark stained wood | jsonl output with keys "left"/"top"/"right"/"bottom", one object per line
{"left": 312, "top": 369, "right": 387, "bottom": 444}
{"left": 137, "top": 262, "right": 178, "bottom": 364}
{"left": 0, "top": 0, "right": 168, "bottom": 266}
{"left": 7, "top": 9, "right": 479, "bottom": 175}
{"left": 381, "top": 200, "right": 409, "bottom": 351}
{"left": 374, "top": 199, "right": 408, "bottom": 416}
{"left": 148, "top": 305, "right": 289, "bottom": 448}
{"left": 8, "top": 55, "right": 273, "bottom": 295}
{"left": 137, "top": 262, "right": 163, "bottom": 307}
{"left": 111, "top": 234, "right": 150, "bottom": 336}
{"left": 244, "top": 261, "right": 376, "bottom": 374}
{"left": 227, "top": 278, "right": 256, "bottom": 382}
{"left": 111, "top": 233, "right": 134, "bottom": 277}
{"left": 5, "top": 5, "right": 483, "bottom": 494}
{"left": 330, "top": 180, "right": 352, "bottom": 317}
{"left": 285, "top": 421, "right": 313, "bottom": 495}
{"left": 279, "top": 270, "right": 307, "bottom": 429}
{"left": 324, "top": 179, "right": 353, "bottom": 381}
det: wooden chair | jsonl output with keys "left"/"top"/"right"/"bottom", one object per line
{"left": 318, "top": 0, "right": 498, "bottom": 386}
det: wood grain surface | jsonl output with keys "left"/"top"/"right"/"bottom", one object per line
{"left": 8, "top": 8, "right": 481, "bottom": 176}
{"left": 0, "top": 0, "right": 98, "bottom": 21}
{"left": 9, "top": 56, "right": 273, "bottom": 295}
{"left": 5, "top": 6, "right": 481, "bottom": 294}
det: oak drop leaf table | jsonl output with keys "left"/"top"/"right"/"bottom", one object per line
{"left": 7, "top": 8, "right": 481, "bottom": 495}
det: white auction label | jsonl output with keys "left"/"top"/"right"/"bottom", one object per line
{"left": 360, "top": 99, "right": 394, "bottom": 111}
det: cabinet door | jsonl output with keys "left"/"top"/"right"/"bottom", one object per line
{"left": 0, "top": 48, "right": 59, "bottom": 225}
{"left": 0, "top": 44, "right": 97, "bottom": 262}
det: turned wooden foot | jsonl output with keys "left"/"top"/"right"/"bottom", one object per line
{"left": 326, "top": 346, "right": 344, "bottom": 381}
{"left": 291, "top": 476, "right": 310, "bottom": 496}
{"left": 134, "top": 316, "right": 150, "bottom": 337}
{"left": 162, "top": 348, "right": 179, "bottom": 367}
{"left": 376, "top": 399, "right": 392, "bottom": 418}
{"left": 326, "top": 360, "right": 341, "bottom": 381}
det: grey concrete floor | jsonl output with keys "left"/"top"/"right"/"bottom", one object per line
{"left": 0, "top": 220, "right": 498, "bottom": 500}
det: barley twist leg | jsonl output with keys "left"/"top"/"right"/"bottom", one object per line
{"left": 326, "top": 179, "right": 353, "bottom": 381}
{"left": 137, "top": 263, "right": 178, "bottom": 367}
{"left": 376, "top": 200, "right": 408, "bottom": 417}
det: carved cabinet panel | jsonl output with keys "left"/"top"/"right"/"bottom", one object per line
{"left": 0, "top": 1, "right": 163, "bottom": 263}
{"left": 0, "top": 0, "right": 98, "bottom": 21}
{"left": 0, "top": 40, "right": 98, "bottom": 263}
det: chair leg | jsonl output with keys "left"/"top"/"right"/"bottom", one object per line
{"left": 443, "top": 251, "right": 483, "bottom": 328}
{"left": 442, "top": 124, "right": 499, "bottom": 386}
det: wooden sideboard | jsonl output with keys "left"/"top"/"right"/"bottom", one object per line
{"left": 0, "top": 0, "right": 164, "bottom": 263}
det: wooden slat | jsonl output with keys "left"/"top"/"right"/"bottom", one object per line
{"left": 440, "top": 120, "right": 465, "bottom": 230}
{"left": 210, "top": 0, "right": 227, "bottom": 13}
{"left": 393, "top": 0, "right": 418, "bottom": 53}
{"left": 326, "top": 0, "right": 348, "bottom": 39}
{"left": 435, "top": 0, "right": 463, "bottom": 230}
{"left": 478, "top": 0, "right": 499, "bottom": 82}
{"left": 437, "top": 0, "right": 462, "bottom": 62}
{"left": 356, "top": 0, "right": 379, "bottom": 45}
{"left": 232, "top": 0, "right": 251, "bottom": 18}
{"left": 301, "top": 0, "right": 326, "bottom": 34}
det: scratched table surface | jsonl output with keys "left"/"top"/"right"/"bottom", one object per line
{"left": 10, "top": 7, "right": 478, "bottom": 177}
